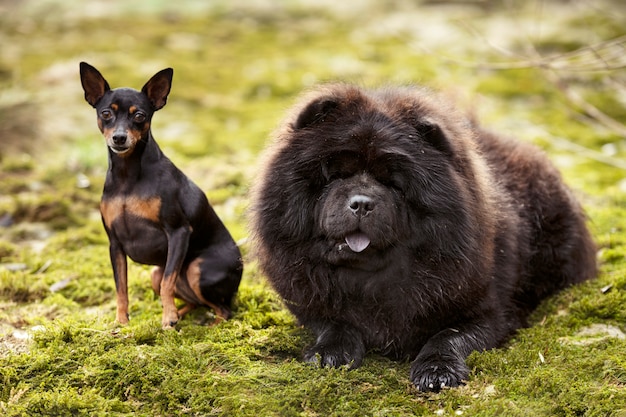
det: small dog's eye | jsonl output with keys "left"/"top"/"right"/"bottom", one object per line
{"left": 101, "top": 110, "right": 113, "bottom": 120}
{"left": 133, "top": 113, "right": 146, "bottom": 123}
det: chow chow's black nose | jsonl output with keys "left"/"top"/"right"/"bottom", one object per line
{"left": 349, "top": 195, "right": 374, "bottom": 216}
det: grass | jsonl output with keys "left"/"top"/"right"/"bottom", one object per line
{"left": 1, "top": 0, "right": 626, "bottom": 415}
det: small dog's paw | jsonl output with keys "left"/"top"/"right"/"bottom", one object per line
{"left": 161, "top": 321, "right": 178, "bottom": 330}
{"left": 116, "top": 311, "right": 129, "bottom": 325}
{"left": 410, "top": 356, "right": 469, "bottom": 393}
{"left": 161, "top": 302, "right": 180, "bottom": 330}
{"left": 161, "top": 312, "right": 179, "bottom": 330}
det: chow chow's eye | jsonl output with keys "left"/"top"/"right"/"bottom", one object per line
{"left": 322, "top": 162, "right": 346, "bottom": 181}
{"left": 381, "top": 173, "right": 405, "bottom": 192}
{"left": 322, "top": 152, "right": 361, "bottom": 181}
{"left": 133, "top": 112, "right": 146, "bottom": 123}
{"left": 329, "top": 167, "right": 351, "bottom": 180}
{"left": 101, "top": 109, "right": 113, "bottom": 120}
{"left": 371, "top": 164, "right": 397, "bottom": 188}
{"left": 381, "top": 178, "right": 400, "bottom": 191}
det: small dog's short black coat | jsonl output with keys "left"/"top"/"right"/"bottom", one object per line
{"left": 80, "top": 62, "right": 242, "bottom": 329}
{"left": 250, "top": 84, "right": 597, "bottom": 392}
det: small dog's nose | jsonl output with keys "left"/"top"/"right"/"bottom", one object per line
{"left": 349, "top": 194, "right": 374, "bottom": 216}
{"left": 112, "top": 133, "right": 127, "bottom": 145}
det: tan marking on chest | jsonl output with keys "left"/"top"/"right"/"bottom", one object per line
{"left": 100, "top": 196, "right": 162, "bottom": 229}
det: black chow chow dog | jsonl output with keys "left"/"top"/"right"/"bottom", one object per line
{"left": 250, "top": 84, "right": 597, "bottom": 392}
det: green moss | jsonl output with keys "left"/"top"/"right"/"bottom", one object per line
{"left": 0, "top": 241, "right": 17, "bottom": 261}
{"left": 0, "top": 269, "right": 49, "bottom": 303}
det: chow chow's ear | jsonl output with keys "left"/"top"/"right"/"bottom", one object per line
{"left": 294, "top": 98, "right": 339, "bottom": 129}
{"left": 417, "top": 120, "right": 454, "bottom": 156}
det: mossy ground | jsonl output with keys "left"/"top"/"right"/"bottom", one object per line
{"left": 1, "top": 1, "right": 625, "bottom": 415}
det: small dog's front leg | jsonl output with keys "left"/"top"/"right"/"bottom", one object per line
{"left": 160, "top": 226, "right": 191, "bottom": 329}
{"left": 160, "top": 274, "right": 180, "bottom": 329}
{"left": 109, "top": 241, "right": 129, "bottom": 324}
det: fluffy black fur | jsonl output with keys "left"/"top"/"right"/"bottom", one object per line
{"left": 250, "top": 84, "right": 597, "bottom": 392}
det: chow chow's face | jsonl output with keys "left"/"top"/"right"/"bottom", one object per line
{"left": 256, "top": 85, "right": 479, "bottom": 270}
{"left": 315, "top": 154, "right": 407, "bottom": 267}
{"left": 283, "top": 91, "right": 464, "bottom": 268}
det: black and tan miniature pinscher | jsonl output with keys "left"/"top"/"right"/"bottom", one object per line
{"left": 79, "top": 62, "right": 242, "bottom": 329}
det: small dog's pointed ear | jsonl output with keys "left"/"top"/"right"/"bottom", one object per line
{"left": 142, "top": 68, "right": 173, "bottom": 111}
{"left": 294, "top": 98, "right": 339, "bottom": 130}
{"left": 80, "top": 62, "right": 110, "bottom": 107}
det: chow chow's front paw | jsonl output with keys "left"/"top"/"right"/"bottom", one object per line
{"left": 303, "top": 327, "right": 365, "bottom": 369}
{"left": 410, "top": 355, "right": 469, "bottom": 392}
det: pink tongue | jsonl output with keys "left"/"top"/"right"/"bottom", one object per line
{"left": 345, "top": 232, "right": 371, "bottom": 253}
